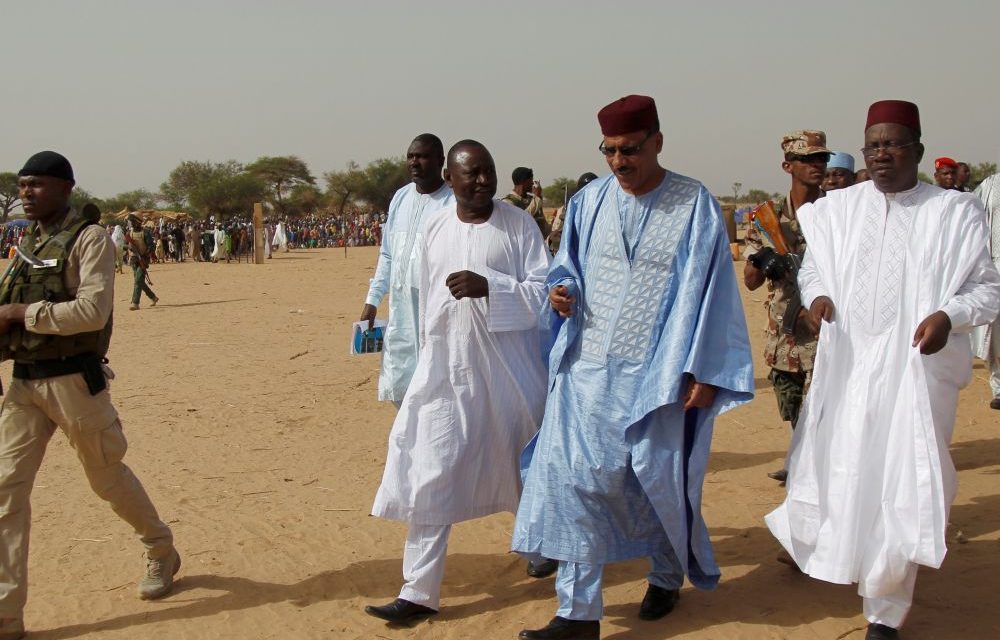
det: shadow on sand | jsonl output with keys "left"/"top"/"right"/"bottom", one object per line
{"left": 36, "top": 525, "right": 1000, "bottom": 639}
{"left": 151, "top": 299, "right": 249, "bottom": 309}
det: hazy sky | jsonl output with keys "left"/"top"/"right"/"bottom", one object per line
{"left": 3, "top": 1, "right": 998, "bottom": 201}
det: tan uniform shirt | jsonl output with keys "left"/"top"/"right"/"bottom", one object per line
{"left": 502, "top": 191, "right": 549, "bottom": 237}
{"left": 23, "top": 221, "right": 116, "bottom": 336}
{"left": 549, "top": 205, "right": 566, "bottom": 253}
{"left": 745, "top": 196, "right": 816, "bottom": 373}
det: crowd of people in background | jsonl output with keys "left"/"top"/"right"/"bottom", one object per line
{"left": 0, "top": 208, "right": 388, "bottom": 263}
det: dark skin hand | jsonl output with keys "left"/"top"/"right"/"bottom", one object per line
{"left": 809, "top": 295, "right": 835, "bottom": 326}
{"left": 743, "top": 261, "right": 765, "bottom": 291}
{"left": 683, "top": 376, "right": 718, "bottom": 411}
{"left": 360, "top": 303, "right": 377, "bottom": 329}
{"left": 549, "top": 284, "right": 575, "bottom": 317}
{"left": 912, "top": 310, "right": 952, "bottom": 355}
{"left": 0, "top": 303, "right": 28, "bottom": 334}
{"left": 446, "top": 270, "right": 488, "bottom": 300}
{"left": 798, "top": 307, "right": 820, "bottom": 336}
{"left": 809, "top": 296, "right": 950, "bottom": 353}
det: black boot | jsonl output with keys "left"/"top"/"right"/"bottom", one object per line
{"left": 638, "top": 584, "right": 679, "bottom": 620}
{"left": 519, "top": 616, "right": 600, "bottom": 640}
{"left": 866, "top": 623, "right": 899, "bottom": 639}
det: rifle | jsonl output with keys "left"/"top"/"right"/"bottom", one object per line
{"left": 123, "top": 228, "right": 154, "bottom": 286}
{"left": 749, "top": 201, "right": 804, "bottom": 336}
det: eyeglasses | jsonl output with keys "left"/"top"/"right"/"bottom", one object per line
{"left": 860, "top": 141, "right": 918, "bottom": 158}
{"left": 599, "top": 132, "right": 653, "bottom": 157}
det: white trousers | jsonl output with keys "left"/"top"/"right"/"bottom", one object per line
{"left": 862, "top": 563, "right": 918, "bottom": 629}
{"left": 555, "top": 548, "right": 684, "bottom": 621}
{"left": 398, "top": 524, "right": 451, "bottom": 610}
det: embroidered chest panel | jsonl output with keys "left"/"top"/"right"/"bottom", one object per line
{"left": 579, "top": 178, "right": 699, "bottom": 364}
{"left": 850, "top": 198, "right": 914, "bottom": 332}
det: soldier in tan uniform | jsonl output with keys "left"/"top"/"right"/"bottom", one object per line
{"left": 0, "top": 152, "right": 179, "bottom": 640}
{"left": 548, "top": 172, "right": 597, "bottom": 255}
{"left": 502, "top": 166, "right": 549, "bottom": 237}
{"left": 744, "top": 131, "right": 827, "bottom": 483}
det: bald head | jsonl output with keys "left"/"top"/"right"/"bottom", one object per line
{"left": 447, "top": 139, "right": 491, "bottom": 169}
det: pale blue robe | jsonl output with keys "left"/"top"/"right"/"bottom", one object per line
{"left": 512, "top": 172, "right": 754, "bottom": 591}
{"left": 365, "top": 182, "right": 454, "bottom": 402}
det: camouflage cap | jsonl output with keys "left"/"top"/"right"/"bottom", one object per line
{"left": 781, "top": 130, "right": 830, "bottom": 156}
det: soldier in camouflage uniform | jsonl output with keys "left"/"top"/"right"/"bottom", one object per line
{"left": 744, "top": 130, "right": 828, "bottom": 483}
{"left": 502, "top": 166, "right": 549, "bottom": 238}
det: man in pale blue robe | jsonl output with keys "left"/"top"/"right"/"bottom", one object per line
{"left": 514, "top": 95, "right": 754, "bottom": 640}
{"left": 361, "top": 134, "right": 454, "bottom": 406}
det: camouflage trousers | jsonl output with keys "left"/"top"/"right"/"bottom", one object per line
{"left": 768, "top": 368, "right": 811, "bottom": 428}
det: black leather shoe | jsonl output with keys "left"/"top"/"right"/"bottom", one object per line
{"left": 527, "top": 557, "right": 559, "bottom": 578}
{"left": 519, "top": 616, "right": 600, "bottom": 640}
{"left": 768, "top": 469, "right": 788, "bottom": 482}
{"left": 638, "top": 584, "right": 679, "bottom": 620}
{"left": 364, "top": 598, "right": 437, "bottom": 625}
{"left": 990, "top": 397, "right": 1000, "bottom": 410}
{"left": 866, "top": 623, "right": 899, "bottom": 639}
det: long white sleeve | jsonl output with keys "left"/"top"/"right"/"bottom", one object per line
{"left": 485, "top": 216, "right": 552, "bottom": 333}
{"left": 940, "top": 244, "right": 1000, "bottom": 331}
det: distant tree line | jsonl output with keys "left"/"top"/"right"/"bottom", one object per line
{"left": 1, "top": 159, "right": 997, "bottom": 224}
{"left": 0, "top": 154, "right": 412, "bottom": 223}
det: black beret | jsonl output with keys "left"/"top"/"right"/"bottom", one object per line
{"left": 18, "top": 150, "right": 74, "bottom": 183}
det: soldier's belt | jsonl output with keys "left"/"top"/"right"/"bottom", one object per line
{"left": 13, "top": 353, "right": 107, "bottom": 395}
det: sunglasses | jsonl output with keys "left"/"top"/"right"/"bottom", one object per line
{"left": 787, "top": 153, "right": 831, "bottom": 164}
{"left": 599, "top": 131, "right": 654, "bottom": 157}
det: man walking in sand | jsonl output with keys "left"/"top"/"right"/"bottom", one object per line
{"left": 366, "top": 140, "right": 550, "bottom": 625}
{"left": 513, "top": 95, "right": 754, "bottom": 640}
{"left": 744, "top": 130, "right": 827, "bottom": 483}
{"left": 360, "top": 134, "right": 453, "bottom": 407}
{"left": 765, "top": 100, "right": 1000, "bottom": 640}
{"left": 126, "top": 213, "right": 158, "bottom": 310}
{"left": 0, "top": 151, "right": 180, "bottom": 640}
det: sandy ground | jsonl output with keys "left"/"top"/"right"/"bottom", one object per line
{"left": 7, "top": 247, "right": 998, "bottom": 640}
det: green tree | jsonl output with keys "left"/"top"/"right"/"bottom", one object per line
{"left": 970, "top": 161, "right": 997, "bottom": 190}
{"left": 102, "top": 188, "right": 160, "bottom": 214}
{"left": 192, "top": 173, "right": 267, "bottom": 219}
{"left": 0, "top": 172, "right": 20, "bottom": 222}
{"left": 160, "top": 160, "right": 266, "bottom": 219}
{"left": 246, "top": 155, "right": 315, "bottom": 217}
{"left": 746, "top": 189, "right": 775, "bottom": 204}
{"left": 356, "top": 157, "right": 409, "bottom": 213}
{"left": 542, "top": 177, "right": 577, "bottom": 207}
{"left": 324, "top": 161, "right": 364, "bottom": 216}
{"left": 68, "top": 187, "right": 99, "bottom": 213}
{"left": 324, "top": 157, "right": 408, "bottom": 215}
{"left": 286, "top": 183, "right": 325, "bottom": 217}
{"left": 161, "top": 160, "right": 241, "bottom": 210}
